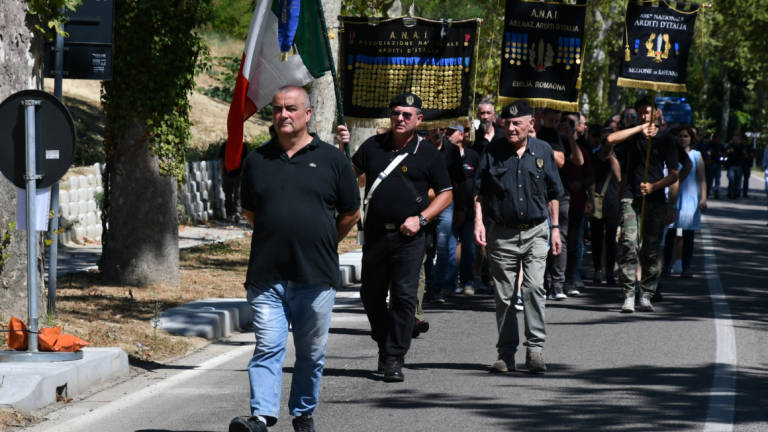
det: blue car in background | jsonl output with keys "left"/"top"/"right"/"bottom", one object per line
{"left": 655, "top": 96, "right": 693, "bottom": 125}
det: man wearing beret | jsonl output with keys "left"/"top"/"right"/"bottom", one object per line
{"left": 473, "top": 100, "right": 564, "bottom": 374}
{"left": 336, "top": 93, "right": 452, "bottom": 382}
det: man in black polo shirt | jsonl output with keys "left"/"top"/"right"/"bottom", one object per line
{"left": 230, "top": 86, "right": 360, "bottom": 432}
{"left": 474, "top": 100, "right": 564, "bottom": 375}
{"left": 336, "top": 93, "right": 452, "bottom": 382}
{"left": 600, "top": 97, "right": 679, "bottom": 313}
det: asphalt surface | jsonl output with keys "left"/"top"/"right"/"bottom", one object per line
{"left": 23, "top": 176, "right": 768, "bottom": 432}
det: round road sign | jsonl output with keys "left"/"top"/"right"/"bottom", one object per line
{"left": 0, "top": 90, "right": 76, "bottom": 189}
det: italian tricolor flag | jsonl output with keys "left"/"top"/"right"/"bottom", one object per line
{"left": 225, "top": 0, "right": 331, "bottom": 172}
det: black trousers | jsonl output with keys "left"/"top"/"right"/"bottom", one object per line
{"left": 361, "top": 230, "right": 426, "bottom": 361}
{"left": 591, "top": 215, "right": 619, "bottom": 277}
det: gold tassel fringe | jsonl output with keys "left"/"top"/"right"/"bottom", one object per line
{"left": 496, "top": 96, "right": 579, "bottom": 112}
{"left": 617, "top": 77, "right": 687, "bottom": 93}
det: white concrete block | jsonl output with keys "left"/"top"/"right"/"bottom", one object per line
{"left": 88, "top": 201, "right": 97, "bottom": 213}
{"left": 72, "top": 225, "right": 85, "bottom": 244}
{"left": 77, "top": 176, "right": 88, "bottom": 189}
{"left": 59, "top": 189, "right": 70, "bottom": 204}
{"left": 68, "top": 177, "right": 79, "bottom": 190}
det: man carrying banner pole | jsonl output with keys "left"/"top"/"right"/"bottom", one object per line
{"left": 599, "top": 98, "right": 680, "bottom": 313}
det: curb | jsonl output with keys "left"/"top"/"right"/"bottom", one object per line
{"left": 0, "top": 348, "right": 129, "bottom": 411}
{"left": 157, "top": 249, "right": 363, "bottom": 340}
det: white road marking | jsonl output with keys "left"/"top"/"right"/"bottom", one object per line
{"left": 701, "top": 224, "right": 737, "bottom": 432}
{"left": 32, "top": 343, "right": 254, "bottom": 432}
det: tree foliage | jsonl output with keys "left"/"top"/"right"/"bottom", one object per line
{"left": 102, "top": 0, "right": 211, "bottom": 181}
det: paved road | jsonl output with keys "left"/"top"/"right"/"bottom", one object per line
{"left": 24, "top": 177, "right": 768, "bottom": 432}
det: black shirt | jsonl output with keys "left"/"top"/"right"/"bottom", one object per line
{"left": 474, "top": 136, "right": 564, "bottom": 226}
{"left": 437, "top": 137, "right": 466, "bottom": 212}
{"left": 460, "top": 146, "right": 480, "bottom": 218}
{"left": 591, "top": 145, "right": 620, "bottom": 219}
{"left": 614, "top": 131, "right": 678, "bottom": 203}
{"left": 240, "top": 135, "right": 360, "bottom": 289}
{"left": 474, "top": 124, "right": 505, "bottom": 155}
{"left": 352, "top": 133, "right": 452, "bottom": 237}
{"left": 537, "top": 126, "right": 570, "bottom": 198}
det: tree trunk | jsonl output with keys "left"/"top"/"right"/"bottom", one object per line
{"left": 308, "top": 0, "right": 342, "bottom": 144}
{"left": 0, "top": 0, "right": 47, "bottom": 321}
{"left": 101, "top": 120, "right": 179, "bottom": 286}
{"left": 720, "top": 68, "right": 731, "bottom": 137}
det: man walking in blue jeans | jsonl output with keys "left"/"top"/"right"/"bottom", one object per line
{"left": 229, "top": 86, "right": 360, "bottom": 432}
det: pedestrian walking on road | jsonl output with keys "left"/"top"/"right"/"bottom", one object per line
{"left": 474, "top": 100, "right": 564, "bottom": 375}
{"left": 229, "top": 86, "right": 360, "bottom": 432}
{"left": 663, "top": 125, "right": 707, "bottom": 278}
{"left": 337, "top": 92, "right": 452, "bottom": 383}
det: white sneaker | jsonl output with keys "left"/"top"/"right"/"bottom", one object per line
{"left": 621, "top": 295, "right": 635, "bottom": 313}
{"left": 637, "top": 296, "right": 654, "bottom": 312}
{"left": 566, "top": 283, "right": 580, "bottom": 296}
{"left": 463, "top": 284, "right": 475, "bottom": 296}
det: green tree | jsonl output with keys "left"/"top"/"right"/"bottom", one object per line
{"left": 101, "top": 0, "right": 210, "bottom": 286}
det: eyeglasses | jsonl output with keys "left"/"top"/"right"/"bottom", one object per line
{"left": 390, "top": 110, "right": 414, "bottom": 120}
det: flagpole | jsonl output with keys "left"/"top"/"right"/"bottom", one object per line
{"left": 638, "top": 90, "right": 657, "bottom": 240}
{"left": 314, "top": 0, "right": 347, "bottom": 155}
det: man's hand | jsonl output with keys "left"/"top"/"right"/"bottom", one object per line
{"left": 642, "top": 123, "right": 659, "bottom": 139}
{"left": 639, "top": 181, "right": 654, "bottom": 196}
{"left": 336, "top": 124, "right": 350, "bottom": 152}
{"left": 550, "top": 227, "right": 562, "bottom": 255}
{"left": 700, "top": 197, "right": 708, "bottom": 211}
{"left": 585, "top": 199, "right": 595, "bottom": 216}
{"left": 474, "top": 220, "right": 487, "bottom": 247}
{"left": 400, "top": 216, "right": 420, "bottom": 237}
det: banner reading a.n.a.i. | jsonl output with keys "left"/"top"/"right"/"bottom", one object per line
{"left": 498, "top": 0, "right": 587, "bottom": 111}
{"left": 618, "top": 1, "right": 699, "bottom": 92}
{"left": 339, "top": 17, "right": 478, "bottom": 129}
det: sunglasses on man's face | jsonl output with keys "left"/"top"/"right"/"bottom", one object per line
{"left": 390, "top": 110, "right": 414, "bottom": 120}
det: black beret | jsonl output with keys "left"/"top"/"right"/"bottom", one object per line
{"left": 389, "top": 92, "right": 422, "bottom": 109}
{"left": 500, "top": 100, "right": 533, "bottom": 119}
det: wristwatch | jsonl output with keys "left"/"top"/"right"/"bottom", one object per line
{"left": 550, "top": 225, "right": 560, "bottom": 230}
{"left": 418, "top": 214, "right": 429, "bottom": 227}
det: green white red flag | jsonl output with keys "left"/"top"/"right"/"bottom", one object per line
{"left": 225, "top": 0, "right": 330, "bottom": 172}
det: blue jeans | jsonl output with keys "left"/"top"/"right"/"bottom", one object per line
{"left": 432, "top": 202, "right": 457, "bottom": 293}
{"left": 454, "top": 216, "right": 476, "bottom": 286}
{"left": 246, "top": 281, "right": 335, "bottom": 424}
{"left": 727, "top": 165, "right": 743, "bottom": 198}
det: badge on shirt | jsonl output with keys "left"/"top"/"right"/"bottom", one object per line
{"left": 401, "top": 165, "right": 408, "bottom": 173}
{"left": 536, "top": 158, "right": 544, "bottom": 169}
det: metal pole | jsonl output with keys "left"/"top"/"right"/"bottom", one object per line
{"left": 23, "top": 100, "right": 42, "bottom": 353}
{"left": 48, "top": 28, "right": 65, "bottom": 314}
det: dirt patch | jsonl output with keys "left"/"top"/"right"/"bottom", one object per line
{"left": 2, "top": 228, "right": 360, "bottom": 363}
{"left": 0, "top": 409, "right": 36, "bottom": 432}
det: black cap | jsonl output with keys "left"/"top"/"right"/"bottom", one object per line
{"left": 389, "top": 92, "right": 422, "bottom": 109}
{"left": 500, "top": 100, "right": 533, "bottom": 119}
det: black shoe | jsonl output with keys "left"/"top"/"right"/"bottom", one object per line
{"left": 292, "top": 415, "right": 315, "bottom": 432}
{"left": 229, "top": 416, "right": 267, "bottom": 432}
{"left": 377, "top": 353, "right": 385, "bottom": 373}
{"left": 651, "top": 290, "right": 663, "bottom": 302}
{"left": 426, "top": 292, "right": 445, "bottom": 304}
{"left": 383, "top": 360, "right": 405, "bottom": 382}
{"left": 412, "top": 319, "right": 429, "bottom": 338}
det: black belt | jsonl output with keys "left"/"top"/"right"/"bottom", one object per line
{"left": 505, "top": 219, "right": 545, "bottom": 231}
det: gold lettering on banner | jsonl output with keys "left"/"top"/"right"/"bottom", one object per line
{"left": 530, "top": 9, "right": 559, "bottom": 20}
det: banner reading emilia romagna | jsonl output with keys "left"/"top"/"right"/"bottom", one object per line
{"left": 339, "top": 17, "right": 478, "bottom": 129}
{"left": 618, "top": 1, "right": 699, "bottom": 92}
{"left": 498, "top": 0, "right": 587, "bottom": 111}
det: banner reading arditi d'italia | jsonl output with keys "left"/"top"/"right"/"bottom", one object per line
{"left": 498, "top": 0, "right": 587, "bottom": 111}
{"left": 339, "top": 17, "right": 478, "bottom": 129}
{"left": 618, "top": 1, "right": 699, "bottom": 92}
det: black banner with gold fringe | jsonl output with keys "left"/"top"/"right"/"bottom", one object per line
{"left": 339, "top": 17, "right": 478, "bottom": 129}
{"left": 617, "top": 1, "right": 699, "bottom": 93}
{"left": 498, "top": 0, "right": 587, "bottom": 112}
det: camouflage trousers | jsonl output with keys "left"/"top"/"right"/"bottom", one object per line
{"left": 617, "top": 198, "right": 667, "bottom": 297}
